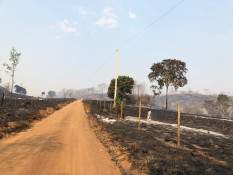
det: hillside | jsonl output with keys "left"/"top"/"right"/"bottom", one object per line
{"left": 0, "top": 86, "right": 31, "bottom": 99}
{"left": 156, "top": 93, "right": 216, "bottom": 109}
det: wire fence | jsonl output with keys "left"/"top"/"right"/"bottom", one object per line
{"left": 84, "top": 99, "right": 233, "bottom": 137}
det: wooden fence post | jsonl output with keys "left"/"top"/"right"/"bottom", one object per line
{"left": 138, "top": 101, "right": 141, "bottom": 129}
{"left": 177, "top": 104, "right": 181, "bottom": 147}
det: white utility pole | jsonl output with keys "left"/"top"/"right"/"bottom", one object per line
{"left": 113, "top": 50, "right": 119, "bottom": 107}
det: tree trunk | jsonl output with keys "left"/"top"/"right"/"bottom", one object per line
{"left": 166, "top": 86, "right": 168, "bottom": 110}
{"left": 11, "top": 72, "right": 14, "bottom": 93}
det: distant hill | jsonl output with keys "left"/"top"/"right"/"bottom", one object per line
{"left": 156, "top": 93, "right": 216, "bottom": 108}
{"left": 150, "top": 93, "right": 217, "bottom": 115}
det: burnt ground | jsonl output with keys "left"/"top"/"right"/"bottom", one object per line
{"left": 84, "top": 100, "right": 233, "bottom": 175}
{"left": 0, "top": 98, "right": 74, "bottom": 139}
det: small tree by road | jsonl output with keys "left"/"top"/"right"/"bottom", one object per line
{"left": 3, "top": 48, "right": 21, "bottom": 93}
{"left": 107, "top": 75, "right": 134, "bottom": 101}
{"left": 148, "top": 59, "right": 188, "bottom": 110}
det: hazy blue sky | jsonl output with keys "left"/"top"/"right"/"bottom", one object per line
{"left": 0, "top": 0, "right": 233, "bottom": 96}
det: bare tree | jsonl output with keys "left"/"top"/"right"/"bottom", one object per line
{"left": 3, "top": 47, "right": 21, "bottom": 93}
{"left": 133, "top": 81, "right": 146, "bottom": 101}
{"left": 98, "top": 83, "right": 107, "bottom": 99}
{"left": 68, "top": 90, "right": 74, "bottom": 98}
{"left": 62, "top": 88, "right": 69, "bottom": 98}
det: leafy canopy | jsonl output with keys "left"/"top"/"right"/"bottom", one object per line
{"left": 48, "top": 91, "right": 56, "bottom": 98}
{"left": 14, "top": 85, "right": 27, "bottom": 95}
{"left": 3, "top": 47, "right": 21, "bottom": 76}
{"left": 217, "top": 94, "right": 230, "bottom": 112}
{"left": 148, "top": 59, "right": 188, "bottom": 90}
{"left": 107, "top": 75, "right": 134, "bottom": 100}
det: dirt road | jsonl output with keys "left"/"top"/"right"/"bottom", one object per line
{"left": 0, "top": 100, "right": 121, "bottom": 175}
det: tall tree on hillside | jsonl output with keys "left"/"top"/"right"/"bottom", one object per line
{"left": 217, "top": 94, "right": 230, "bottom": 117}
{"left": 148, "top": 59, "right": 188, "bottom": 110}
{"left": 3, "top": 47, "right": 21, "bottom": 93}
{"left": 107, "top": 75, "right": 134, "bottom": 100}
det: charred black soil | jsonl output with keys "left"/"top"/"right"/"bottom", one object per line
{"left": 84, "top": 100, "right": 233, "bottom": 175}
{"left": 0, "top": 98, "right": 74, "bottom": 139}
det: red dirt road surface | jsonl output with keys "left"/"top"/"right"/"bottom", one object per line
{"left": 0, "top": 100, "right": 121, "bottom": 175}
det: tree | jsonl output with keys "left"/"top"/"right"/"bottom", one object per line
{"left": 204, "top": 100, "right": 221, "bottom": 117}
{"left": 3, "top": 47, "right": 21, "bottom": 93}
{"left": 14, "top": 85, "right": 27, "bottom": 95}
{"left": 148, "top": 59, "right": 188, "bottom": 110}
{"left": 41, "top": 91, "right": 45, "bottom": 98}
{"left": 68, "top": 90, "right": 74, "bottom": 98}
{"left": 133, "top": 81, "right": 146, "bottom": 101}
{"left": 217, "top": 94, "right": 230, "bottom": 117}
{"left": 98, "top": 83, "right": 107, "bottom": 99}
{"left": 48, "top": 91, "right": 56, "bottom": 98}
{"left": 107, "top": 75, "right": 134, "bottom": 100}
{"left": 62, "top": 88, "right": 68, "bottom": 98}
{"left": 150, "top": 85, "right": 162, "bottom": 106}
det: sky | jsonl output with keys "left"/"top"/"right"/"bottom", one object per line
{"left": 0, "top": 0, "right": 233, "bottom": 96}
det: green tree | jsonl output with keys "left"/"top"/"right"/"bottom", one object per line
{"left": 217, "top": 94, "right": 229, "bottom": 117}
{"left": 3, "top": 47, "right": 21, "bottom": 93}
{"left": 48, "top": 91, "right": 56, "bottom": 98}
{"left": 41, "top": 91, "right": 45, "bottom": 98}
{"left": 107, "top": 75, "right": 134, "bottom": 100}
{"left": 148, "top": 59, "right": 188, "bottom": 110}
{"left": 14, "top": 85, "right": 27, "bottom": 95}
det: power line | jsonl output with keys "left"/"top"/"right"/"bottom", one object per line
{"left": 119, "top": 0, "right": 185, "bottom": 49}
{"left": 87, "top": 0, "right": 185, "bottom": 85}
{"left": 87, "top": 51, "right": 115, "bottom": 82}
